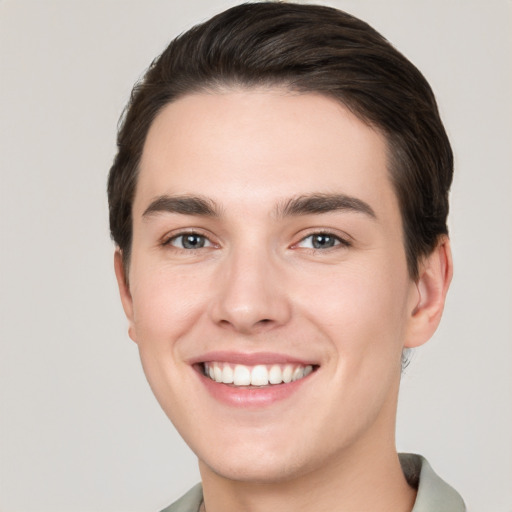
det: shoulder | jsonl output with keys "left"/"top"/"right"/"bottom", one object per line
{"left": 159, "top": 483, "right": 203, "bottom": 512}
{"left": 400, "top": 453, "right": 466, "bottom": 512}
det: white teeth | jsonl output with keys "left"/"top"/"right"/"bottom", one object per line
{"left": 233, "top": 365, "right": 251, "bottom": 386}
{"left": 251, "top": 365, "right": 269, "bottom": 386}
{"left": 221, "top": 365, "right": 234, "bottom": 384}
{"left": 292, "top": 367, "right": 304, "bottom": 381}
{"left": 268, "top": 364, "right": 283, "bottom": 384}
{"left": 204, "top": 362, "right": 314, "bottom": 387}
{"left": 213, "top": 364, "right": 222, "bottom": 382}
{"left": 282, "top": 365, "right": 293, "bottom": 383}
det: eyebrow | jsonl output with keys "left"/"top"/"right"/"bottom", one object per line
{"left": 142, "top": 195, "right": 220, "bottom": 218}
{"left": 277, "top": 193, "right": 376, "bottom": 219}
{"left": 141, "top": 192, "right": 376, "bottom": 220}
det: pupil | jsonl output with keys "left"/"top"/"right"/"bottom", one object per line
{"left": 183, "top": 234, "right": 204, "bottom": 249}
{"left": 313, "top": 234, "right": 334, "bottom": 249}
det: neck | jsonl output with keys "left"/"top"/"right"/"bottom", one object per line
{"left": 199, "top": 438, "right": 416, "bottom": 512}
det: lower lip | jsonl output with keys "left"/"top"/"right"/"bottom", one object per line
{"left": 197, "top": 369, "right": 313, "bottom": 408}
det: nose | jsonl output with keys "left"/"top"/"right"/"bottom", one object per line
{"left": 209, "top": 245, "right": 292, "bottom": 335}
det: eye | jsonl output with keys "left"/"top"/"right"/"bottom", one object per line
{"left": 166, "top": 233, "right": 213, "bottom": 250}
{"left": 296, "top": 232, "right": 349, "bottom": 250}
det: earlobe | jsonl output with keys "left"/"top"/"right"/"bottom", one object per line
{"left": 405, "top": 236, "right": 453, "bottom": 348}
{"left": 113, "top": 250, "right": 138, "bottom": 343}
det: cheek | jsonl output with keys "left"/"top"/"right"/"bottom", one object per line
{"left": 130, "top": 266, "right": 209, "bottom": 348}
{"left": 297, "top": 261, "right": 411, "bottom": 354}
{"left": 128, "top": 268, "right": 209, "bottom": 419}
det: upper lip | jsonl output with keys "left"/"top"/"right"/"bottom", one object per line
{"left": 189, "top": 351, "right": 319, "bottom": 366}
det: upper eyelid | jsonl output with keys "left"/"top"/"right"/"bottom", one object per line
{"left": 159, "top": 228, "right": 352, "bottom": 246}
{"left": 162, "top": 229, "right": 215, "bottom": 245}
{"left": 295, "top": 233, "right": 351, "bottom": 248}
{"left": 295, "top": 228, "right": 353, "bottom": 244}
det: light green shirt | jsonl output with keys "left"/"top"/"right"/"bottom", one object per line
{"left": 160, "top": 453, "right": 465, "bottom": 512}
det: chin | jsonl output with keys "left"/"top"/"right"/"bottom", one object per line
{"left": 193, "top": 430, "right": 327, "bottom": 485}
{"left": 201, "top": 453, "right": 308, "bottom": 484}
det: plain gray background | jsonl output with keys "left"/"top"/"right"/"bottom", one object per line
{"left": 1, "top": 1, "right": 511, "bottom": 511}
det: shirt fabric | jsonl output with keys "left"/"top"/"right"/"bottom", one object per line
{"left": 160, "top": 453, "right": 465, "bottom": 512}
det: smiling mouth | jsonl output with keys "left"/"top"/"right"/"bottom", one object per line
{"left": 202, "top": 362, "right": 316, "bottom": 387}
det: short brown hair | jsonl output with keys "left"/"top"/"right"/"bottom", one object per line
{"left": 108, "top": 2, "right": 453, "bottom": 279}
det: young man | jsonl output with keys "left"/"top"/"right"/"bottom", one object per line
{"left": 108, "top": 3, "right": 465, "bottom": 511}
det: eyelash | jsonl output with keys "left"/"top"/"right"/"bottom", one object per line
{"left": 294, "top": 232, "right": 351, "bottom": 251}
{"left": 162, "top": 230, "right": 351, "bottom": 252}
{"left": 162, "top": 231, "right": 214, "bottom": 251}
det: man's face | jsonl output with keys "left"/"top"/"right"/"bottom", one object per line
{"left": 119, "top": 89, "right": 420, "bottom": 482}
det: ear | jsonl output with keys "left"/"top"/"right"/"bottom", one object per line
{"left": 404, "top": 236, "right": 453, "bottom": 348}
{"left": 114, "top": 249, "right": 137, "bottom": 343}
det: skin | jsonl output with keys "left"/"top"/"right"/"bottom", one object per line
{"left": 115, "top": 89, "right": 452, "bottom": 512}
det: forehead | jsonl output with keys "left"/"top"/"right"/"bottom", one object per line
{"left": 135, "top": 89, "right": 396, "bottom": 218}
